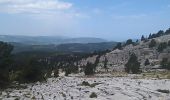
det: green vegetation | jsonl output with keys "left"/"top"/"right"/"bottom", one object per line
{"left": 161, "top": 58, "right": 170, "bottom": 70}
{"left": 144, "top": 59, "right": 150, "bottom": 66}
{"left": 125, "top": 39, "right": 134, "bottom": 46}
{"left": 82, "top": 81, "right": 90, "bottom": 86}
{"left": 149, "top": 39, "right": 157, "bottom": 48}
{"left": 114, "top": 42, "right": 122, "bottom": 50}
{"left": 0, "top": 41, "right": 96, "bottom": 89}
{"left": 84, "top": 63, "right": 95, "bottom": 75}
{"left": 168, "top": 40, "right": 170, "bottom": 46}
{"left": 125, "top": 53, "right": 141, "bottom": 74}
{"left": 81, "top": 81, "right": 101, "bottom": 87}
{"left": 89, "top": 92, "right": 97, "bottom": 98}
{"left": 157, "top": 89, "right": 170, "bottom": 94}
{"left": 141, "top": 35, "right": 146, "bottom": 41}
{"left": 0, "top": 41, "right": 13, "bottom": 88}
{"left": 104, "top": 57, "right": 108, "bottom": 71}
{"left": 11, "top": 42, "right": 117, "bottom": 53}
{"left": 157, "top": 42, "right": 167, "bottom": 52}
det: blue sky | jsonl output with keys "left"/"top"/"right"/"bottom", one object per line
{"left": 0, "top": 0, "right": 170, "bottom": 41}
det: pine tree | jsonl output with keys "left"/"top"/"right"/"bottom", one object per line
{"left": 148, "top": 33, "right": 152, "bottom": 39}
{"left": 141, "top": 35, "right": 145, "bottom": 41}
{"left": 125, "top": 53, "right": 141, "bottom": 74}
{"left": 149, "top": 39, "right": 156, "bottom": 48}
{"left": 125, "top": 39, "right": 133, "bottom": 46}
{"left": 114, "top": 42, "right": 122, "bottom": 50}
{"left": 160, "top": 58, "right": 170, "bottom": 70}
{"left": 168, "top": 40, "right": 170, "bottom": 46}
{"left": 104, "top": 58, "right": 108, "bottom": 72}
{"left": 165, "top": 28, "right": 170, "bottom": 34}
{"left": 157, "top": 42, "right": 167, "bottom": 52}
{"left": 84, "top": 62, "right": 95, "bottom": 75}
{"left": 144, "top": 59, "right": 150, "bottom": 66}
{"left": 0, "top": 41, "right": 13, "bottom": 88}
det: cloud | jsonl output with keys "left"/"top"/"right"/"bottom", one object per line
{"left": 0, "top": 0, "right": 72, "bottom": 14}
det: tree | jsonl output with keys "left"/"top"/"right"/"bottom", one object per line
{"left": 20, "top": 59, "right": 46, "bottom": 83}
{"left": 157, "top": 30, "right": 164, "bottom": 37}
{"left": 168, "top": 40, "right": 170, "bottom": 46}
{"left": 104, "top": 58, "right": 108, "bottom": 72}
{"left": 114, "top": 42, "right": 122, "bottom": 50}
{"left": 149, "top": 39, "right": 156, "bottom": 48}
{"left": 165, "top": 28, "right": 170, "bottom": 35}
{"left": 94, "top": 56, "right": 100, "bottom": 69}
{"left": 0, "top": 41, "right": 13, "bottom": 88}
{"left": 144, "top": 59, "right": 150, "bottom": 66}
{"left": 54, "top": 69, "right": 59, "bottom": 77}
{"left": 125, "top": 53, "right": 141, "bottom": 74}
{"left": 148, "top": 33, "right": 152, "bottom": 39}
{"left": 84, "top": 62, "right": 95, "bottom": 75}
{"left": 125, "top": 39, "right": 133, "bottom": 46}
{"left": 157, "top": 42, "right": 167, "bottom": 52}
{"left": 141, "top": 35, "right": 145, "bottom": 41}
{"left": 160, "top": 58, "right": 170, "bottom": 70}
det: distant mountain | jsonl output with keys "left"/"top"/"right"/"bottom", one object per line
{"left": 0, "top": 35, "right": 107, "bottom": 45}
{"left": 10, "top": 42, "right": 117, "bottom": 53}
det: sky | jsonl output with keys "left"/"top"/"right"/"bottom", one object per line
{"left": 0, "top": 0, "right": 170, "bottom": 41}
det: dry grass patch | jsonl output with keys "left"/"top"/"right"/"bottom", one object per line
{"left": 141, "top": 71, "right": 170, "bottom": 79}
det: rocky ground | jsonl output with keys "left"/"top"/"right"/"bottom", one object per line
{"left": 0, "top": 75, "right": 170, "bottom": 100}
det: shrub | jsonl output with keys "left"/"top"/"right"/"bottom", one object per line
{"left": 89, "top": 92, "right": 97, "bottom": 98}
{"left": 157, "top": 89, "right": 170, "bottom": 93}
{"left": 81, "top": 81, "right": 101, "bottom": 87}
{"left": 82, "top": 81, "right": 90, "bottom": 86}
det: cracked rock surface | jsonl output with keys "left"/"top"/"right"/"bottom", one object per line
{"left": 1, "top": 76, "right": 170, "bottom": 100}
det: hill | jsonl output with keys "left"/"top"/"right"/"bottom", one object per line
{"left": 0, "top": 35, "right": 107, "bottom": 45}
{"left": 77, "top": 34, "right": 170, "bottom": 72}
{"left": 10, "top": 42, "right": 117, "bottom": 53}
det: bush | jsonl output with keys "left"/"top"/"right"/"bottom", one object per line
{"left": 149, "top": 39, "right": 156, "bottom": 48}
{"left": 81, "top": 81, "right": 101, "bottom": 87}
{"left": 157, "top": 89, "right": 170, "bottom": 93}
{"left": 82, "top": 81, "right": 90, "bottom": 86}
{"left": 125, "top": 53, "right": 141, "bottom": 74}
{"left": 89, "top": 92, "right": 97, "bottom": 98}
